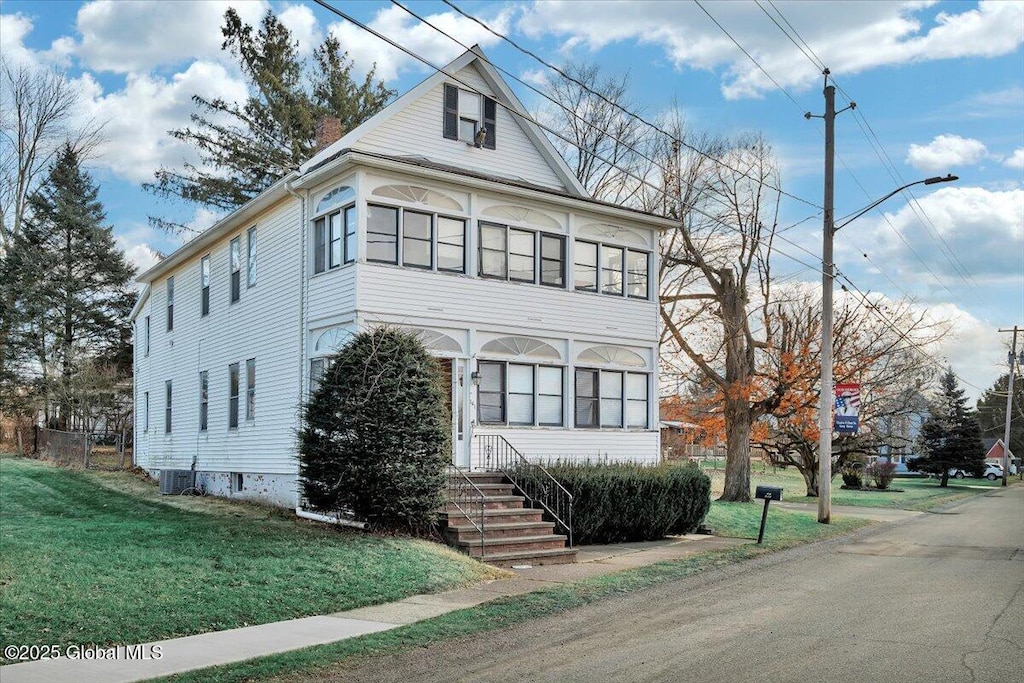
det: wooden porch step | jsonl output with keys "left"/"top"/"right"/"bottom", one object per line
{"left": 458, "top": 534, "right": 569, "bottom": 557}
{"left": 479, "top": 547, "right": 579, "bottom": 568}
{"left": 444, "top": 520, "right": 555, "bottom": 542}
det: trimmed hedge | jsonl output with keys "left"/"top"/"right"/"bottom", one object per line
{"left": 512, "top": 462, "right": 711, "bottom": 544}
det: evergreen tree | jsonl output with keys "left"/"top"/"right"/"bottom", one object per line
{"left": 145, "top": 8, "right": 393, "bottom": 232}
{"left": 9, "top": 144, "right": 135, "bottom": 428}
{"left": 976, "top": 373, "right": 1023, "bottom": 458}
{"left": 911, "top": 369, "right": 986, "bottom": 487}
{"left": 299, "top": 328, "right": 449, "bottom": 532}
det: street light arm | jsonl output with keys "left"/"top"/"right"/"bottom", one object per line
{"left": 834, "top": 174, "right": 958, "bottom": 232}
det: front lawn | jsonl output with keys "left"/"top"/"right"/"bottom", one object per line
{"left": 701, "top": 462, "right": 1006, "bottom": 510}
{"left": 0, "top": 457, "right": 494, "bottom": 658}
{"left": 704, "top": 500, "right": 868, "bottom": 543}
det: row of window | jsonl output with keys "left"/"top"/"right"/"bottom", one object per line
{"left": 154, "top": 228, "right": 257, "bottom": 343}
{"left": 478, "top": 362, "right": 649, "bottom": 429}
{"left": 144, "top": 360, "right": 255, "bottom": 433}
{"left": 312, "top": 203, "right": 651, "bottom": 299}
{"left": 308, "top": 358, "right": 650, "bottom": 429}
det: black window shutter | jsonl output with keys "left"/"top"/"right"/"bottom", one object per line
{"left": 483, "top": 97, "right": 496, "bottom": 149}
{"left": 443, "top": 84, "right": 458, "bottom": 140}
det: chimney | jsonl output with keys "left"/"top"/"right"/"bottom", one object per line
{"left": 315, "top": 116, "right": 343, "bottom": 152}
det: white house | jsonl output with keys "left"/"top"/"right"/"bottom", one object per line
{"left": 131, "top": 47, "right": 672, "bottom": 509}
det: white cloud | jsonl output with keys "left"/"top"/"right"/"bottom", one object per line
{"left": 72, "top": 0, "right": 268, "bottom": 73}
{"left": 906, "top": 134, "right": 990, "bottom": 173}
{"left": 1004, "top": 148, "right": 1024, "bottom": 170}
{"left": 76, "top": 62, "right": 249, "bottom": 183}
{"left": 327, "top": 5, "right": 513, "bottom": 82}
{"left": 0, "top": 12, "right": 75, "bottom": 68}
{"left": 849, "top": 186, "right": 1024, "bottom": 287}
{"left": 925, "top": 302, "right": 1004, "bottom": 403}
{"left": 279, "top": 4, "right": 321, "bottom": 56}
{"left": 519, "top": 1, "right": 1024, "bottom": 99}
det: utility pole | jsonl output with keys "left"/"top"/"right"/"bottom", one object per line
{"left": 998, "top": 326, "right": 1022, "bottom": 487}
{"left": 806, "top": 70, "right": 852, "bottom": 524}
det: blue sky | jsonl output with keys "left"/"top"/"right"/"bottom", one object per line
{"left": 3, "top": 0, "right": 1022, "bottom": 399}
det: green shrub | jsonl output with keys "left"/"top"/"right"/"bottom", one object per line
{"left": 298, "top": 328, "right": 449, "bottom": 532}
{"left": 840, "top": 463, "right": 863, "bottom": 488}
{"left": 512, "top": 462, "right": 711, "bottom": 544}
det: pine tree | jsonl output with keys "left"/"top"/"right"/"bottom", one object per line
{"left": 299, "top": 328, "right": 450, "bottom": 532}
{"left": 911, "top": 369, "right": 986, "bottom": 487}
{"left": 976, "top": 373, "right": 1023, "bottom": 458}
{"left": 145, "top": 8, "right": 394, "bottom": 232}
{"left": 9, "top": 144, "right": 135, "bottom": 428}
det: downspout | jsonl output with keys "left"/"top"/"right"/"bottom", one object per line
{"left": 285, "top": 177, "right": 307, "bottom": 514}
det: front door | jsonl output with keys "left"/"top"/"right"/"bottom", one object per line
{"left": 436, "top": 358, "right": 470, "bottom": 467}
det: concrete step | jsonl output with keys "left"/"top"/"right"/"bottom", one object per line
{"left": 441, "top": 507, "right": 545, "bottom": 524}
{"left": 459, "top": 534, "right": 569, "bottom": 557}
{"left": 444, "top": 520, "right": 556, "bottom": 542}
{"left": 444, "top": 494, "right": 526, "bottom": 511}
{"left": 481, "top": 547, "right": 579, "bottom": 568}
{"left": 448, "top": 471, "right": 507, "bottom": 486}
{"left": 448, "top": 482, "right": 517, "bottom": 496}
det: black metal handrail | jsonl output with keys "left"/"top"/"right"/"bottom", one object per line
{"left": 446, "top": 465, "right": 487, "bottom": 558}
{"left": 476, "top": 434, "right": 573, "bottom": 547}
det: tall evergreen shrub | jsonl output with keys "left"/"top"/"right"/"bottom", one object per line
{"left": 299, "top": 328, "right": 449, "bottom": 532}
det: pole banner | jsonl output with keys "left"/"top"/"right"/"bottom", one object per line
{"left": 834, "top": 383, "right": 860, "bottom": 434}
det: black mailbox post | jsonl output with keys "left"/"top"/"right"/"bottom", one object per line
{"left": 754, "top": 486, "right": 783, "bottom": 544}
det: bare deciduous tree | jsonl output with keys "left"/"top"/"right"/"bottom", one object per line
{"left": 0, "top": 61, "right": 103, "bottom": 247}
{"left": 660, "top": 132, "right": 781, "bottom": 502}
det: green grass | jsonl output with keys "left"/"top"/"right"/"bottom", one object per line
{"left": 701, "top": 463, "right": 1006, "bottom": 511}
{"left": 157, "top": 499, "right": 870, "bottom": 683}
{"left": 704, "top": 500, "right": 867, "bottom": 540}
{"left": 0, "top": 457, "right": 495, "bottom": 659}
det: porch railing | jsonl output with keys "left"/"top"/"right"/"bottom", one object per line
{"left": 446, "top": 465, "right": 487, "bottom": 558}
{"left": 476, "top": 434, "right": 573, "bottom": 547}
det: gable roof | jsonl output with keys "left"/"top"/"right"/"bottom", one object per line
{"left": 300, "top": 46, "right": 589, "bottom": 198}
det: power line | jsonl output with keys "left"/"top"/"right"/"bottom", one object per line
{"left": 313, "top": 0, "right": 969, "bottom": 387}
{"left": 752, "top": 0, "right": 979, "bottom": 292}
{"left": 439, "top": 0, "right": 822, "bottom": 211}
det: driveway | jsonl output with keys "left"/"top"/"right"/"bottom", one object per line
{"left": 312, "top": 486, "right": 1024, "bottom": 682}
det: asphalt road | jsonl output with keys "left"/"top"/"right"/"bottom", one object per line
{"left": 311, "top": 486, "right": 1024, "bottom": 683}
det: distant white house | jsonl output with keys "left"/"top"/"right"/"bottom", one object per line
{"left": 131, "top": 47, "right": 671, "bottom": 508}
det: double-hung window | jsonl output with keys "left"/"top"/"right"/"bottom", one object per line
{"left": 574, "top": 240, "right": 650, "bottom": 299}
{"left": 314, "top": 204, "right": 356, "bottom": 273}
{"left": 166, "top": 277, "right": 174, "bottom": 331}
{"left": 144, "top": 316, "right": 150, "bottom": 356}
{"left": 229, "top": 237, "right": 241, "bottom": 303}
{"left": 478, "top": 361, "right": 564, "bottom": 426}
{"left": 199, "top": 370, "right": 208, "bottom": 432}
{"left": 443, "top": 84, "right": 496, "bottom": 148}
{"left": 309, "top": 357, "right": 335, "bottom": 394}
{"left": 367, "top": 204, "right": 466, "bottom": 272}
{"left": 247, "top": 227, "right": 257, "bottom": 288}
{"left": 164, "top": 380, "right": 173, "bottom": 433}
{"left": 228, "top": 363, "right": 239, "bottom": 429}
{"left": 245, "top": 358, "right": 256, "bottom": 420}
{"left": 479, "top": 222, "right": 565, "bottom": 287}
{"left": 143, "top": 391, "right": 149, "bottom": 432}
{"left": 200, "top": 256, "right": 210, "bottom": 316}
{"left": 575, "top": 369, "right": 649, "bottom": 428}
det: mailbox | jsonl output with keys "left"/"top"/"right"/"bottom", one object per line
{"left": 754, "top": 486, "right": 783, "bottom": 544}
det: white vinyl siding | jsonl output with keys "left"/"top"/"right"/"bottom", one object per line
{"left": 357, "top": 63, "right": 564, "bottom": 190}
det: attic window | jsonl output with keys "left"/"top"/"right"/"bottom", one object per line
{"left": 443, "top": 84, "right": 495, "bottom": 149}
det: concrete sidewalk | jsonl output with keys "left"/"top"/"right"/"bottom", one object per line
{"left": 0, "top": 534, "right": 750, "bottom": 683}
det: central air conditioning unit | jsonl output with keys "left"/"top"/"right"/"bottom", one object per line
{"left": 159, "top": 469, "right": 195, "bottom": 495}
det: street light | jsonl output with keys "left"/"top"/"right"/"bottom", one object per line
{"left": 817, "top": 173, "right": 958, "bottom": 524}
